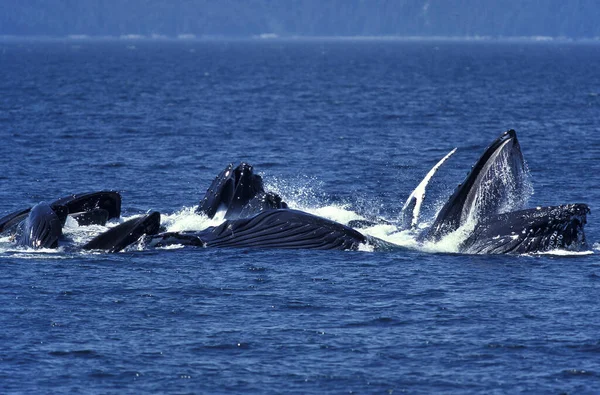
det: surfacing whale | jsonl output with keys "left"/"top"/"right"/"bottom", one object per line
{"left": 144, "top": 209, "right": 378, "bottom": 251}
{"left": 0, "top": 191, "right": 128, "bottom": 250}
{"left": 196, "top": 162, "right": 287, "bottom": 220}
{"left": 0, "top": 191, "right": 121, "bottom": 236}
{"left": 13, "top": 203, "right": 68, "bottom": 249}
{"left": 122, "top": 131, "right": 591, "bottom": 254}
{"left": 0, "top": 131, "right": 591, "bottom": 254}
{"left": 141, "top": 163, "right": 376, "bottom": 251}
{"left": 414, "top": 130, "right": 589, "bottom": 253}
{"left": 83, "top": 212, "right": 161, "bottom": 253}
{"left": 459, "top": 204, "right": 589, "bottom": 254}
{"left": 425, "top": 129, "right": 530, "bottom": 241}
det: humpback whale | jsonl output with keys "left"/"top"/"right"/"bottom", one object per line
{"left": 196, "top": 163, "right": 287, "bottom": 220}
{"left": 0, "top": 191, "right": 121, "bottom": 236}
{"left": 141, "top": 163, "right": 370, "bottom": 251}
{"left": 459, "top": 204, "right": 589, "bottom": 254}
{"left": 14, "top": 203, "right": 68, "bottom": 249}
{"left": 0, "top": 131, "right": 591, "bottom": 254}
{"left": 415, "top": 130, "right": 589, "bottom": 253}
{"left": 401, "top": 148, "right": 457, "bottom": 230}
{"left": 145, "top": 209, "right": 373, "bottom": 251}
{"left": 83, "top": 212, "right": 161, "bottom": 253}
{"left": 425, "top": 130, "right": 529, "bottom": 241}
{"left": 1, "top": 191, "right": 125, "bottom": 250}
{"left": 129, "top": 132, "right": 591, "bottom": 254}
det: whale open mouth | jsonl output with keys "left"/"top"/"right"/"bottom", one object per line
{"left": 14, "top": 203, "right": 64, "bottom": 249}
{"left": 196, "top": 162, "right": 285, "bottom": 220}
{"left": 426, "top": 130, "right": 531, "bottom": 241}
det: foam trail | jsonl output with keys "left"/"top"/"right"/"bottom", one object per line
{"left": 402, "top": 148, "right": 457, "bottom": 228}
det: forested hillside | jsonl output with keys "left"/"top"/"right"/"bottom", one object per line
{"left": 2, "top": 0, "right": 599, "bottom": 38}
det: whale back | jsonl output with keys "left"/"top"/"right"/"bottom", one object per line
{"left": 460, "top": 204, "right": 589, "bottom": 254}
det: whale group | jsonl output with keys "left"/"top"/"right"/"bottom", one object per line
{"left": 0, "top": 130, "right": 590, "bottom": 255}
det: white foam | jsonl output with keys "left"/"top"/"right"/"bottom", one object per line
{"left": 120, "top": 34, "right": 145, "bottom": 40}
{"left": 177, "top": 34, "right": 196, "bottom": 40}
{"left": 156, "top": 244, "right": 186, "bottom": 250}
{"left": 0, "top": 246, "right": 66, "bottom": 257}
{"left": 534, "top": 249, "right": 594, "bottom": 256}
{"left": 160, "top": 206, "right": 223, "bottom": 232}
{"left": 367, "top": 226, "right": 421, "bottom": 249}
{"left": 305, "top": 204, "right": 364, "bottom": 226}
{"left": 357, "top": 242, "right": 374, "bottom": 252}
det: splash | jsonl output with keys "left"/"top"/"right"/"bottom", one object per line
{"left": 305, "top": 205, "right": 364, "bottom": 226}
{"left": 0, "top": 162, "right": 590, "bottom": 257}
{"left": 360, "top": 225, "right": 420, "bottom": 250}
{"left": 264, "top": 175, "right": 327, "bottom": 212}
{"left": 160, "top": 206, "right": 222, "bottom": 232}
{"left": 421, "top": 219, "right": 476, "bottom": 253}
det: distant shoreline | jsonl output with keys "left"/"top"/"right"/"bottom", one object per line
{"left": 1, "top": 34, "right": 600, "bottom": 44}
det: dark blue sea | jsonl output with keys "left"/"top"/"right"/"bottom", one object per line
{"left": 1, "top": 38, "right": 600, "bottom": 394}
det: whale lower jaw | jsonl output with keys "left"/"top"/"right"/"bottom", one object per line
{"left": 427, "top": 129, "right": 528, "bottom": 241}
{"left": 196, "top": 209, "right": 367, "bottom": 250}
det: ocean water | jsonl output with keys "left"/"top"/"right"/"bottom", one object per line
{"left": 1, "top": 39, "right": 600, "bottom": 393}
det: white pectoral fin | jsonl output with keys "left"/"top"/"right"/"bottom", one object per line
{"left": 401, "top": 148, "right": 457, "bottom": 228}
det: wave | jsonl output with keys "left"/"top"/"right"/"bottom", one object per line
{"left": 119, "top": 34, "right": 145, "bottom": 40}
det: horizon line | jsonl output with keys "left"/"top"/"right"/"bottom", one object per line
{"left": 2, "top": 33, "right": 600, "bottom": 44}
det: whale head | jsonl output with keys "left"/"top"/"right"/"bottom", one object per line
{"left": 14, "top": 202, "right": 67, "bottom": 249}
{"left": 426, "top": 130, "right": 530, "bottom": 241}
{"left": 197, "top": 162, "right": 267, "bottom": 219}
